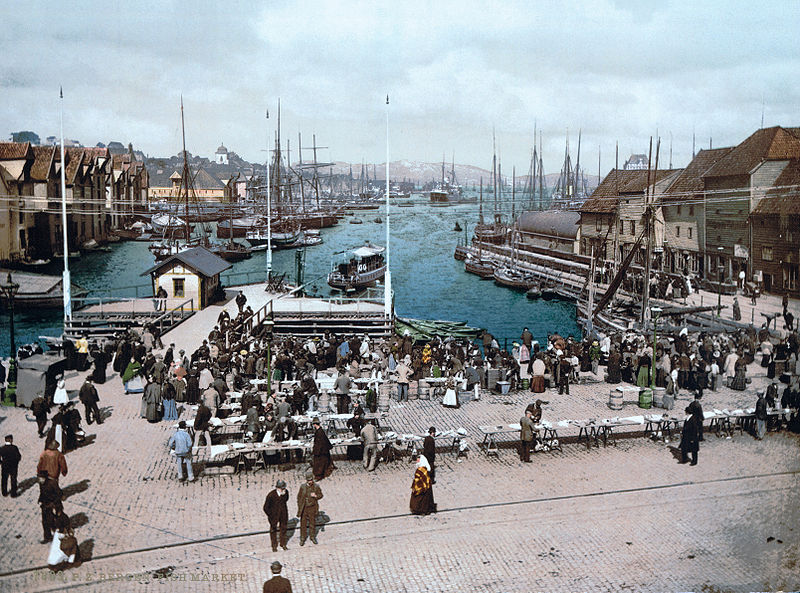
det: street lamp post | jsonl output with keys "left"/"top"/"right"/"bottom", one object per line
{"left": 650, "top": 306, "right": 662, "bottom": 389}
{"left": 716, "top": 246, "right": 725, "bottom": 317}
{"left": 1, "top": 272, "right": 21, "bottom": 405}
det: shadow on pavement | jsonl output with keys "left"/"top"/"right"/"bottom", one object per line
{"left": 70, "top": 512, "right": 89, "bottom": 530}
{"left": 62, "top": 479, "right": 90, "bottom": 500}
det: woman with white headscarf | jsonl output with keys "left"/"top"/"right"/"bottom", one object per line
{"left": 410, "top": 454, "right": 436, "bottom": 515}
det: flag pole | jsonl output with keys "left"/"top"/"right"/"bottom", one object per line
{"left": 59, "top": 87, "right": 72, "bottom": 324}
{"left": 384, "top": 94, "right": 392, "bottom": 320}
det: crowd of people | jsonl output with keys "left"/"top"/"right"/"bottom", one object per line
{"left": 5, "top": 283, "right": 797, "bottom": 583}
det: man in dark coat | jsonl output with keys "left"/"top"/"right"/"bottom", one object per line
{"left": 296, "top": 471, "right": 323, "bottom": 545}
{"left": 423, "top": 426, "right": 437, "bottom": 483}
{"left": 519, "top": 409, "right": 536, "bottom": 462}
{"left": 679, "top": 406, "right": 700, "bottom": 465}
{"left": 78, "top": 377, "right": 102, "bottom": 425}
{"left": 687, "top": 393, "right": 704, "bottom": 441}
{"left": 311, "top": 419, "right": 334, "bottom": 480}
{"left": 37, "top": 470, "right": 62, "bottom": 543}
{"left": 31, "top": 396, "right": 49, "bottom": 437}
{"left": 558, "top": 357, "right": 571, "bottom": 395}
{"left": 263, "top": 561, "right": 292, "bottom": 593}
{"left": 263, "top": 480, "right": 289, "bottom": 552}
{"left": 0, "top": 435, "right": 21, "bottom": 497}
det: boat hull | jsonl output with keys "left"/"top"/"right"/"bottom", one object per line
{"left": 327, "top": 264, "right": 386, "bottom": 291}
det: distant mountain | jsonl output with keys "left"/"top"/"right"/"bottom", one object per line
{"left": 323, "top": 160, "right": 597, "bottom": 191}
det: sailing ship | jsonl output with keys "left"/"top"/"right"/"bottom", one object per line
{"left": 327, "top": 242, "right": 386, "bottom": 291}
{"left": 149, "top": 99, "right": 251, "bottom": 262}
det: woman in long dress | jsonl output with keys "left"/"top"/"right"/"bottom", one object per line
{"left": 730, "top": 355, "right": 748, "bottom": 391}
{"left": 53, "top": 378, "right": 68, "bottom": 406}
{"left": 48, "top": 505, "right": 79, "bottom": 571}
{"left": 410, "top": 454, "right": 436, "bottom": 515}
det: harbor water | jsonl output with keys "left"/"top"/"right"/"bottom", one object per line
{"left": 0, "top": 199, "right": 580, "bottom": 357}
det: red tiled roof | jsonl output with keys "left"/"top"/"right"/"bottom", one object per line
{"left": 30, "top": 146, "right": 56, "bottom": 181}
{"left": 0, "top": 142, "right": 32, "bottom": 160}
{"left": 753, "top": 159, "right": 800, "bottom": 215}
{"left": 704, "top": 126, "right": 800, "bottom": 179}
{"left": 662, "top": 147, "right": 733, "bottom": 202}
{"left": 581, "top": 169, "right": 676, "bottom": 213}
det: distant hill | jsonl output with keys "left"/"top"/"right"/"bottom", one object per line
{"left": 324, "top": 160, "right": 597, "bottom": 191}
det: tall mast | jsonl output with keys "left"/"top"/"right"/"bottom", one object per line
{"left": 180, "top": 97, "right": 191, "bottom": 242}
{"left": 384, "top": 95, "right": 392, "bottom": 319}
{"left": 492, "top": 130, "right": 497, "bottom": 216}
{"left": 266, "top": 108, "right": 272, "bottom": 279}
{"left": 511, "top": 166, "right": 516, "bottom": 220}
{"left": 59, "top": 87, "right": 71, "bottom": 322}
{"left": 478, "top": 176, "right": 483, "bottom": 224}
{"left": 538, "top": 132, "right": 544, "bottom": 210}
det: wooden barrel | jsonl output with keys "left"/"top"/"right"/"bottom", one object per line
{"left": 638, "top": 387, "right": 653, "bottom": 409}
{"left": 487, "top": 369, "right": 501, "bottom": 392}
{"left": 317, "top": 390, "right": 330, "bottom": 414}
{"left": 652, "top": 387, "right": 666, "bottom": 408}
{"left": 608, "top": 390, "right": 623, "bottom": 410}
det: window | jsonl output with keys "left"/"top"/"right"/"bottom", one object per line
{"left": 676, "top": 226, "right": 680, "bottom": 237}
{"left": 762, "top": 247, "right": 774, "bottom": 262}
{"left": 596, "top": 218, "right": 602, "bottom": 231}
{"left": 689, "top": 205, "right": 694, "bottom": 216}
{"left": 630, "top": 221, "right": 635, "bottom": 235}
{"left": 677, "top": 205, "right": 681, "bottom": 215}
{"left": 173, "top": 278, "right": 185, "bottom": 297}
{"left": 688, "top": 228, "right": 693, "bottom": 239}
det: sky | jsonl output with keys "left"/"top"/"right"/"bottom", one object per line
{"left": 2, "top": 0, "right": 799, "bottom": 177}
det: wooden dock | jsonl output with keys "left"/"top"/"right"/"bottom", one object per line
{"left": 64, "top": 296, "right": 195, "bottom": 339}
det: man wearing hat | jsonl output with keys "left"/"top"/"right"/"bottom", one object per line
{"left": 168, "top": 421, "right": 194, "bottom": 482}
{"left": 263, "top": 479, "right": 289, "bottom": 552}
{"left": 263, "top": 560, "right": 292, "bottom": 593}
{"left": 311, "top": 418, "right": 334, "bottom": 481}
{"left": 297, "top": 471, "right": 323, "bottom": 546}
{"left": 0, "top": 435, "right": 21, "bottom": 497}
{"left": 78, "top": 376, "right": 102, "bottom": 426}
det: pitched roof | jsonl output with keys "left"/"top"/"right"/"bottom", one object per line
{"left": 752, "top": 159, "right": 800, "bottom": 216}
{"left": 0, "top": 142, "right": 32, "bottom": 160}
{"left": 662, "top": 147, "right": 733, "bottom": 202}
{"left": 703, "top": 126, "right": 800, "bottom": 179}
{"left": 580, "top": 169, "right": 676, "bottom": 213}
{"left": 193, "top": 168, "right": 224, "bottom": 190}
{"left": 30, "top": 146, "right": 56, "bottom": 181}
{"left": 141, "top": 246, "right": 231, "bottom": 277}
{"left": 518, "top": 210, "right": 580, "bottom": 239}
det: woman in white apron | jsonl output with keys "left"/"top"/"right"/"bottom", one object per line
{"left": 48, "top": 505, "right": 79, "bottom": 571}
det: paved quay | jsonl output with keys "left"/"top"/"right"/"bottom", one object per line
{"left": 1, "top": 348, "right": 798, "bottom": 592}
{"left": 0, "top": 286, "right": 798, "bottom": 592}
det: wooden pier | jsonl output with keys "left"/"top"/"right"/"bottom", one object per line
{"left": 64, "top": 296, "right": 196, "bottom": 339}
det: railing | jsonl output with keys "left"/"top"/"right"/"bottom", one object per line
{"left": 67, "top": 296, "right": 195, "bottom": 336}
{"left": 221, "top": 269, "right": 270, "bottom": 286}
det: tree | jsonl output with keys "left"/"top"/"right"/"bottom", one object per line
{"left": 10, "top": 131, "right": 40, "bottom": 145}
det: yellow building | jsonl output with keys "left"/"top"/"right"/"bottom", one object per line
{"left": 141, "top": 246, "right": 231, "bottom": 310}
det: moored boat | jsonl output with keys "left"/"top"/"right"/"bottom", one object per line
{"left": 454, "top": 245, "right": 468, "bottom": 261}
{"left": 493, "top": 266, "right": 535, "bottom": 291}
{"left": 464, "top": 255, "right": 495, "bottom": 279}
{"left": 328, "top": 242, "right": 386, "bottom": 291}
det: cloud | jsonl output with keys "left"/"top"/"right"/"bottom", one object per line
{"left": 1, "top": 0, "right": 798, "bottom": 173}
